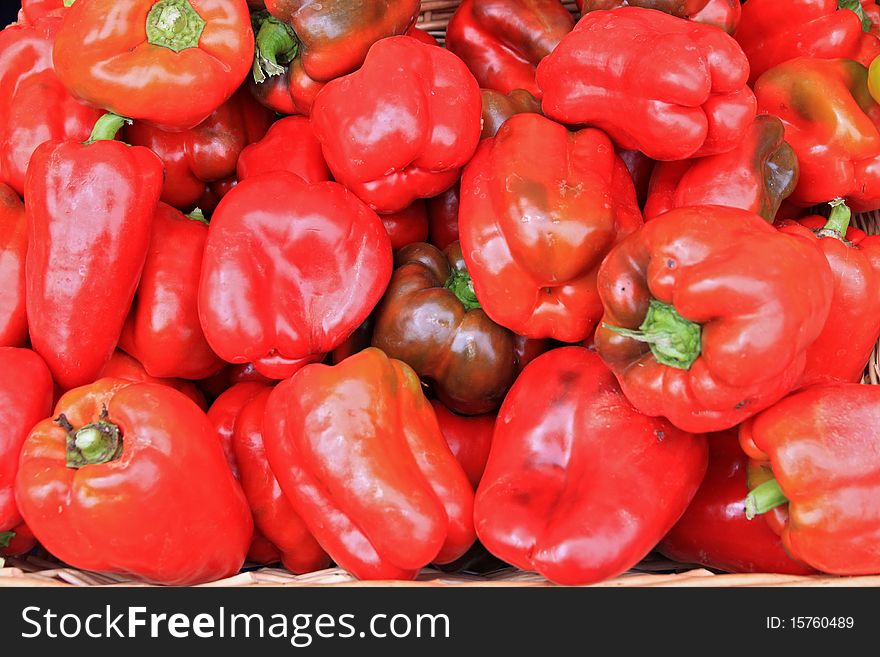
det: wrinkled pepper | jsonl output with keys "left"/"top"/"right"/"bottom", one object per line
{"left": 644, "top": 115, "right": 799, "bottom": 222}
{"left": 658, "top": 430, "right": 815, "bottom": 575}
{"left": 311, "top": 36, "right": 482, "bottom": 214}
{"left": 460, "top": 113, "right": 643, "bottom": 342}
{"left": 199, "top": 172, "right": 392, "bottom": 379}
{"left": 537, "top": 7, "right": 756, "bottom": 161}
{"left": 379, "top": 201, "right": 430, "bottom": 252}
{"left": 26, "top": 113, "right": 163, "bottom": 390}
{"left": 119, "top": 204, "right": 224, "bottom": 381}
{"left": 445, "top": 0, "right": 575, "bottom": 98}
{"left": 263, "top": 348, "right": 476, "bottom": 580}
{"left": 595, "top": 206, "right": 834, "bottom": 433}
{"left": 0, "top": 185, "right": 27, "bottom": 347}
{"left": 125, "top": 88, "right": 273, "bottom": 211}
{"left": 372, "top": 241, "right": 519, "bottom": 415}
{"left": 735, "top": 0, "right": 880, "bottom": 84}
{"left": 0, "top": 347, "right": 53, "bottom": 534}
{"left": 236, "top": 116, "right": 330, "bottom": 184}
{"left": 16, "top": 378, "right": 253, "bottom": 585}
{"left": 755, "top": 57, "right": 880, "bottom": 212}
{"left": 475, "top": 347, "right": 708, "bottom": 585}
{"left": 777, "top": 201, "right": 880, "bottom": 386}
{"left": 578, "top": 0, "right": 742, "bottom": 33}
{"left": 740, "top": 383, "right": 880, "bottom": 575}
{"left": 53, "top": 0, "right": 254, "bottom": 131}
{"left": 430, "top": 400, "right": 495, "bottom": 490}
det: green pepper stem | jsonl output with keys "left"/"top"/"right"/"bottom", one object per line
{"left": 253, "top": 14, "right": 298, "bottom": 84}
{"left": 0, "top": 531, "right": 14, "bottom": 549}
{"left": 59, "top": 407, "right": 124, "bottom": 469}
{"left": 62, "top": 0, "right": 76, "bottom": 7}
{"left": 445, "top": 268, "right": 481, "bottom": 310}
{"left": 86, "top": 113, "right": 131, "bottom": 144}
{"left": 187, "top": 207, "right": 208, "bottom": 225}
{"left": 818, "top": 197, "right": 852, "bottom": 238}
{"left": 602, "top": 300, "right": 702, "bottom": 370}
{"left": 745, "top": 477, "right": 789, "bottom": 520}
{"left": 146, "top": 0, "right": 206, "bottom": 52}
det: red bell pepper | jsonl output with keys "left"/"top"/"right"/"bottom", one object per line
{"left": 735, "top": 0, "right": 880, "bottom": 85}
{"left": 125, "top": 88, "right": 274, "bottom": 211}
{"left": 445, "top": 0, "right": 575, "bottom": 99}
{"left": 311, "top": 36, "right": 482, "bottom": 214}
{"left": 207, "top": 381, "right": 270, "bottom": 480}
{"left": 199, "top": 172, "right": 392, "bottom": 379}
{"left": 595, "top": 206, "right": 834, "bottom": 433}
{"left": 236, "top": 116, "right": 330, "bottom": 184}
{"left": 118, "top": 205, "right": 224, "bottom": 380}
{"left": 99, "top": 350, "right": 207, "bottom": 411}
{"left": 459, "top": 113, "right": 643, "bottom": 343}
{"left": 427, "top": 184, "right": 461, "bottom": 251}
{"left": 197, "top": 362, "right": 277, "bottom": 403}
{"left": 406, "top": 25, "right": 439, "bottom": 47}
{"left": 537, "top": 7, "right": 756, "bottom": 161}
{"left": 618, "top": 149, "right": 655, "bottom": 210}
{"left": 644, "top": 115, "right": 799, "bottom": 222}
{"left": 263, "top": 348, "right": 475, "bottom": 580}
{"left": 0, "top": 13, "right": 102, "bottom": 195}
{"left": 0, "top": 185, "right": 27, "bottom": 347}
{"left": 658, "top": 430, "right": 815, "bottom": 575}
{"left": 25, "top": 113, "right": 163, "bottom": 390}
{"left": 18, "top": 0, "right": 67, "bottom": 24}
{"left": 578, "top": 0, "right": 742, "bottom": 33}
{"left": 475, "top": 346, "right": 708, "bottom": 585}
{"left": 0, "top": 347, "right": 53, "bottom": 534}
{"left": 53, "top": 0, "right": 255, "bottom": 131}
{"left": 380, "top": 201, "right": 430, "bottom": 252}
{"left": 480, "top": 88, "right": 542, "bottom": 140}
{"left": 16, "top": 378, "right": 253, "bottom": 585}
{"left": 231, "top": 387, "right": 330, "bottom": 574}
{"left": 430, "top": 400, "right": 494, "bottom": 490}
{"left": 247, "top": 531, "right": 282, "bottom": 565}
{"left": 755, "top": 57, "right": 880, "bottom": 212}
{"left": 0, "top": 523, "right": 37, "bottom": 558}
{"left": 740, "top": 383, "right": 880, "bottom": 575}
{"left": 777, "top": 201, "right": 880, "bottom": 386}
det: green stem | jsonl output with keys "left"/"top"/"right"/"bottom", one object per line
{"left": 58, "top": 406, "right": 124, "bottom": 469}
{"left": 745, "top": 478, "right": 789, "bottom": 520}
{"left": 817, "top": 197, "right": 852, "bottom": 238}
{"left": 839, "top": 0, "right": 872, "bottom": 32}
{"left": 602, "top": 300, "right": 702, "bottom": 370}
{"left": 146, "top": 0, "right": 206, "bottom": 52}
{"left": 0, "top": 531, "right": 13, "bottom": 549}
{"left": 86, "top": 113, "right": 131, "bottom": 144}
{"left": 252, "top": 13, "right": 298, "bottom": 84}
{"left": 62, "top": 0, "right": 76, "bottom": 7}
{"left": 187, "top": 207, "right": 208, "bottom": 225}
{"left": 445, "top": 268, "right": 481, "bottom": 310}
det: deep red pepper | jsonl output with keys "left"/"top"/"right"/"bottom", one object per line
{"left": 236, "top": 116, "right": 330, "bottom": 184}
{"left": 0, "top": 347, "right": 53, "bottom": 534}
{"left": 0, "top": 523, "right": 37, "bottom": 558}
{"left": 125, "top": 88, "right": 274, "bottom": 211}
{"left": 118, "top": 204, "right": 224, "bottom": 381}
{"left": 618, "top": 149, "right": 655, "bottom": 210}
{"left": 658, "top": 430, "right": 815, "bottom": 575}
{"left": 475, "top": 346, "right": 708, "bottom": 585}
{"left": 480, "top": 88, "right": 542, "bottom": 140}
{"left": 430, "top": 400, "right": 494, "bottom": 490}
{"left": 427, "top": 183, "right": 461, "bottom": 251}
{"left": 0, "top": 185, "right": 27, "bottom": 348}
{"left": 207, "top": 381, "right": 269, "bottom": 480}
{"left": 25, "top": 113, "right": 163, "bottom": 390}
{"left": 99, "top": 350, "right": 208, "bottom": 411}
{"left": 53, "top": 0, "right": 255, "bottom": 131}
{"left": 380, "top": 201, "right": 430, "bottom": 252}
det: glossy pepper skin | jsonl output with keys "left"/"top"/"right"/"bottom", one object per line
{"left": 0, "top": 14, "right": 102, "bottom": 195}
{"left": 263, "top": 348, "right": 476, "bottom": 580}
{"left": 460, "top": 113, "right": 643, "bottom": 343}
{"left": 53, "top": 0, "right": 254, "bottom": 131}
{"left": 578, "top": 0, "right": 741, "bottom": 33}
{"left": 475, "top": 347, "right": 708, "bottom": 585}
{"left": 311, "top": 36, "right": 482, "bottom": 214}
{"left": 118, "top": 204, "right": 223, "bottom": 381}
{"left": 740, "top": 383, "right": 880, "bottom": 575}
{"left": 236, "top": 116, "right": 330, "bottom": 184}
{"left": 199, "top": 172, "right": 392, "bottom": 379}
{"left": 372, "top": 242, "right": 518, "bottom": 416}
{"left": 430, "top": 400, "right": 495, "bottom": 490}
{"left": 480, "top": 88, "right": 542, "bottom": 140}
{"left": 0, "top": 347, "right": 53, "bottom": 534}
{"left": 0, "top": 523, "right": 37, "bottom": 558}
{"left": 15, "top": 378, "right": 253, "bottom": 585}
{"left": 658, "top": 430, "right": 815, "bottom": 575}
{"left": 445, "top": 0, "right": 575, "bottom": 99}
{"left": 644, "top": 115, "right": 799, "bottom": 222}
{"left": 427, "top": 184, "right": 461, "bottom": 251}
{"left": 25, "top": 114, "right": 164, "bottom": 390}
{"left": 537, "top": 7, "right": 756, "bottom": 161}
{"left": 755, "top": 58, "right": 880, "bottom": 212}
{"left": 99, "top": 350, "right": 207, "bottom": 411}
{"left": 595, "top": 206, "right": 834, "bottom": 434}
{"left": 380, "top": 201, "right": 430, "bottom": 252}
{"left": 125, "top": 88, "right": 274, "bottom": 211}
{"left": 735, "top": 0, "right": 880, "bottom": 85}
{"left": 0, "top": 185, "right": 27, "bottom": 347}
{"left": 777, "top": 202, "right": 880, "bottom": 387}
{"left": 231, "top": 388, "right": 330, "bottom": 574}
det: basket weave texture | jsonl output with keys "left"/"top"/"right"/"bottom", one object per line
{"left": 3, "top": 2, "right": 880, "bottom": 588}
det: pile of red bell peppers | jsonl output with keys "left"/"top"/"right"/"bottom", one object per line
{"left": 2, "top": 0, "right": 880, "bottom": 586}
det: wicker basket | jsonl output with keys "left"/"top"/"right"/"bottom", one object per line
{"left": 3, "top": 2, "right": 880, "bottom": 588}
